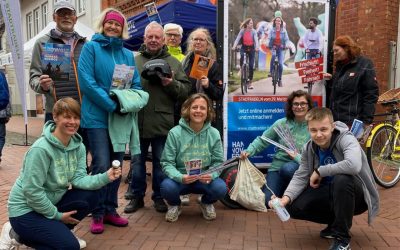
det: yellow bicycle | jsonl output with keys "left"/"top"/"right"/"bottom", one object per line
{"left": 365, "top": 88, "right": 400, "bottom": 188}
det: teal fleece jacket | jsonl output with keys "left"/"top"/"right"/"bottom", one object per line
{"left": 108, "top": 89, "right": 149, "bottom": 154}
{"left": 8, "top": 122, "right": 110, "bottom": 220}
{"left": 245, "top": 118, "right": 310, "bottom": 171}
{"left": 161, "top": 118, "right": 224, "bottom": 182}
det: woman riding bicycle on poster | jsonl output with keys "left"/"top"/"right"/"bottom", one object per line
{"left": 232, "top": 18, "right": 259, "bottom": 89}
{"left": 267, "top": 16, "right": 289, "bottom": 87}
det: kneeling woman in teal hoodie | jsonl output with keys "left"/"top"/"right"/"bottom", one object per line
{"left": 160, "top": 93, "right": 227, "bottom": 222}
{"left": 3, "top": 98, "right": 122, "bottom": 250}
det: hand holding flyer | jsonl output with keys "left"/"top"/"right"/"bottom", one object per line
{"left": 184, "top": 159, "right": 202, "bottom": 176}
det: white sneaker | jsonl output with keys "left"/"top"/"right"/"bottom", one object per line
{"left": 165, "top": 206, "right": 182, "bottom": 223}
{"left": 180, "top": 194, "right": 190, "bottom": 206}
{"left": 0, "top": 222, "right": 21, "bottom": 250}
{"left": 71, "top": 230, "right": 87, "bottom": 249}
{"left": 198, "top": 200, "right": 216, "bottom": 221}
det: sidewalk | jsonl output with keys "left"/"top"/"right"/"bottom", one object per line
{"left": 0, "top": 116, "right": 399, "bottom": 249}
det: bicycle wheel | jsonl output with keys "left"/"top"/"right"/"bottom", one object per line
{"left": 367, "top": 125, "right": 400, "bottom": 188}
{"left": 272, "top": 62, "right": 279, "bottom": 95}
{"left": 241, "top": 64, "right": 248, "bottom": 94}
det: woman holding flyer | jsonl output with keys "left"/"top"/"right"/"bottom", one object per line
{"left": 78, "top": 8, "right": 141, "bottom": 234}
{"left": 160, "top": 93, "right": 227, "bottom": 222}
{"left": 182, "top": 28, "right": 223, "bottom": 101}
{"left": 240, "top": 90, "right": 312, "bottom": 206}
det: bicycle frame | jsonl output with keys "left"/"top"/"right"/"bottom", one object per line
{"left": 366, "top": 114, "right": 400, "bottom": 160}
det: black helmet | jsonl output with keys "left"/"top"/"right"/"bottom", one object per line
{"left": 141, "top": 59, "right": 172, "bottom": 82}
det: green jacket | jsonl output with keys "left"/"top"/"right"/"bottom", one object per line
{"left": 167, "top": 45, "right": 185, "bottom": 62}
{"left": 135, "top": 44, "right": 191, "bottom": 138}
{"left": 108, "top": 89, "right": 149, "bottom": 154}
{"left": 161, "top": 118, "right": 224, "bottom": 182}
{"left": 245, "top": 118, "right": 310, "bottom": 171}
{"left": 8, "top": 121, "right": 110, "bottom": 220}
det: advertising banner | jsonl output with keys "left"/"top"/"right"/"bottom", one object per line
{"left": 224, "top": 0, "right": 331, "bottom": 166}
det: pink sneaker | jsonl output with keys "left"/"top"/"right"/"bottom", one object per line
{"left": 90, "top": 217, "right": 104, "bottom": 234}
{"left": 103, "top": 214, "right": 129, "bottom": 227}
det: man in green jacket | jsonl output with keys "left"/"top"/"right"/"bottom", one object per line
{"left": 124, "top": 21, "right": 191, "bottom": 214}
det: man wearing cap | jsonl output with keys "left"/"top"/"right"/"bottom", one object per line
{"left": 164, "top": 23, "right": 185, "bottom": 62}
{"left": 29, "top": 0, "right": 85, "bottom": 122}
{"left": 124, "top": 21, "right": 191, "bottom": 214}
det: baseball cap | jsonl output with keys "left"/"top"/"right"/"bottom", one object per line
{"left": 54, "top": 1, "right": 76, "bottom": 13}
{"left": 141, "top": 59, "right": 172, "bottom": 82}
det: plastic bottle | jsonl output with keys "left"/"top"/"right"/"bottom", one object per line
{"left": 112, "top": 160, "right": 121, "bottom": 169}
{"left": 271, "top": 198, "right": 290, "bottom": 222}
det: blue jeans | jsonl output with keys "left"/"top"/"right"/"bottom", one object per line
{"left": 160, "top": 178, "right": 227, "bottom": 205}
{"left": 130, "top": 136, "right": 167, "bottom": 201}
{"left": 270, "top": 47, "right": 284, "bottom": 80}
{"left": 279, "top": 161, "right": 299, "bottom": 188}
{"left": 240, "top": 47, "right": 255, "bottom": 81}
{"left": 306, "top": 49, "right": 321, "bottom": 60}
{"left": 84, "top": 128, "right": 124, "bottom": 218}
{"left": 0, "top": 122, "right": 5, "bottom": 159}
{"left": 9, "top": 189, "right": 98, "bottom": 250}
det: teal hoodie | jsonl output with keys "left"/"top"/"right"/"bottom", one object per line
{"left": 161, "top": 118, "right": 224, "bottom": 182}
{"left": 8, "top": 121, "right": 110, "bottom": 220}
{"left": 245, "top": 117, "right": 310, "bottom": 171}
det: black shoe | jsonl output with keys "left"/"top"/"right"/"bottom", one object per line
{"left": 153, "top": 199, "right": 168, "bottom": 213}
{"left": 124, "top": 186, "right": 134, "bottom": 200}
{"left": 278, "top": 80, "right": 282, "bottom": 87}
{"left": 320, "top": 226, "right": 334, "bottom": 239}
{"left": 328, "top": 239, "right": 351, "bottom": 250}
{"left": 124, "top": 198, "right": 144, "bottom": 213}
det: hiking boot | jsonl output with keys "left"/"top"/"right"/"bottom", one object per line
{"left": 198, "top": 200, "right": 216, "bottom": 220}
{"left": 180, "top": 195, "right": 190, "bottom": 206}
{"left": 124, "top": 186, "right": 134, "bottom": 200}
{"left": 165, "top": 206, "right": 182, "bottom": 222}
{"left": 124, "top": 198, "right": 144, "bottom": 213}
{"left": 90, "top": 217, "right": 104, "bottom": 234}
{"left": 0, "top": 222, "right": 21, "bottom": 250}
{"left": 71, "top": 230, "right": 87, "bottom": 249}
{"left": 328, "top": 239, "right": 351, "bottom": 250}
{"left": 103, "top": 214, "right": 128, "bottom": 227}
{"left": 320, "top": 225, "right": 334, "bottom": 239}
{"left": 153, "top": 199, "right": 168, "bottom": 213}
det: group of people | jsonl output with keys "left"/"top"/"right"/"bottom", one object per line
{"left": 0, "top": 2, "right": 380, "bottom": 250}
{"left": 233, "top": 11, "right": 324, "bottom": 89}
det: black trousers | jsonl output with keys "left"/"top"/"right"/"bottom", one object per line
{"left": 287, "top": 174, "right": 368, "bottom": 243}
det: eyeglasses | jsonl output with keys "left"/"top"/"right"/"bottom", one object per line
{"left": 193, "top": 38, "right": 206, "bottom": 43}
{"left": 165, "top": 33, "right": 181, "bottom": 38}
{"left": 56, "top": 9, "right": 76, "bottom": 17}
{"left": 292, "top": 102, "right": 308, "bottom": 107}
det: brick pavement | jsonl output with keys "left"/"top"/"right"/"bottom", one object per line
{"left": 0, "top": 117, "right": 399, "bottom": 249}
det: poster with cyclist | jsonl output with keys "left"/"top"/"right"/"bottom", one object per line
{"left": 224, "top": 0, "right": 330, "bottom": 166}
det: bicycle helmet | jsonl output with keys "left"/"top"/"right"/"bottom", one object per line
{"left": 141, "top": 59, "right": 172, "bottom": 83}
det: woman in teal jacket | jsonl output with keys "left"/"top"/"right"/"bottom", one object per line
{"left": 160, "top": 93, "right": 227, "bottom": 222}
{"left": 241, "top": 90, "right": 312, "bottom": 207}
{"left": 77, "top": 8, "right": 141, "bottom": 234}
{"left": 1, "top": 98, "right": 122, "bottom": 250}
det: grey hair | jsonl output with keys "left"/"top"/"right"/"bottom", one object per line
{"left": 163, "top": 23, "right": 183, "bottom": 36}
{"left": 144, "top": 21, "right": 164, "bottom": 38}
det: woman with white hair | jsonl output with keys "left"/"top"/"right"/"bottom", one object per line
{"left": 164, "top": 23, "right": 185, "bottom": 61}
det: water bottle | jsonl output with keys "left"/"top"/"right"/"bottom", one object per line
{"left": 112, "top": 160, "right": 121, "bottom": 169}
{"left": 271, "top": 198, "right": 290, "bottom": 222}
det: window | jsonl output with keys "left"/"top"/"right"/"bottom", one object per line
{"left": 76, "top": 0, "right": 86, "bottom": 14}
{"left": 42, "top": 2, "right": 48, "bottom": 28}
{"left": 33, "top": 8, "right": 40, "bottom": 35}
{"left": 26, "top": 12, "right": 33, "bottom": 40}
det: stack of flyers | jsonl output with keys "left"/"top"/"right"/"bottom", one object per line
{"left": 350, "top": 119, "right": 364, "bottom": 139}
{"left": 184, "top": 159, "right": 202, "bottom": 175}
{"left": 111, "top": 64, "right": 134, "bottom": 90}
